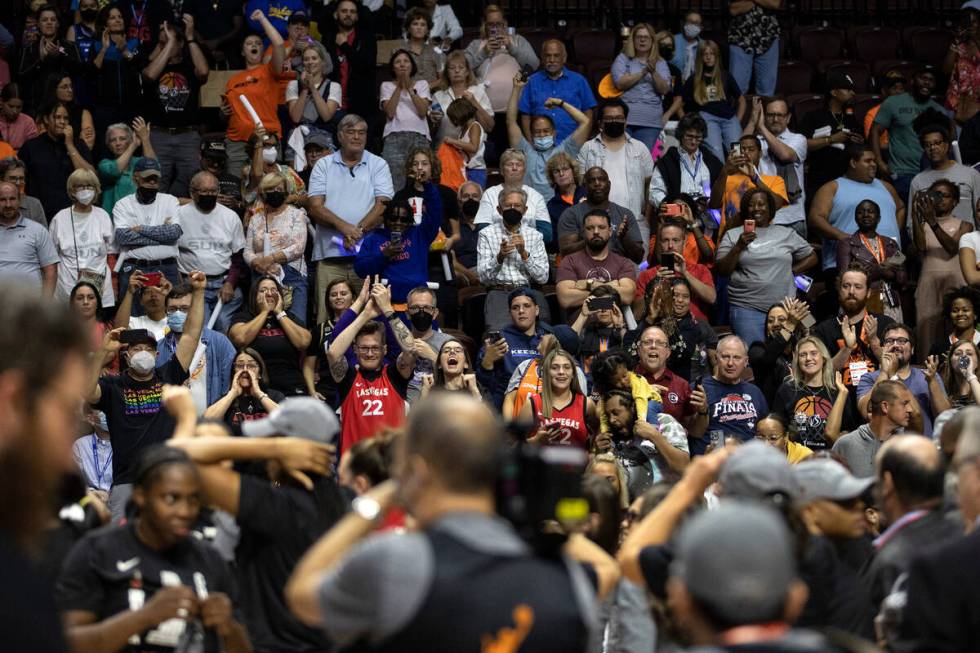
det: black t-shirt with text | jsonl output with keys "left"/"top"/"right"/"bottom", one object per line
{"left": 96, "top": 358, "right": 189, "bottom": 485}
{"left": 56, "top": 523, "right": 239, "bottom": 652}
{"left": 223, "top": 389, "right": 287, "bottom": 436}
{"left": 231, "top": 311, "right": 308, "bottom": 395}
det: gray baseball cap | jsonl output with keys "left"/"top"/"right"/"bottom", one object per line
{"left": 794, "top": 458, "right": 874, "bottom": 504}
{"left": 719, "top": 440, "right": 800, "bottom": 502}
{"left": 672, "top": 500, "right": 797, "bottom": 625}
{"left": 242, "top": 397, "right": 339, "bottom": 444}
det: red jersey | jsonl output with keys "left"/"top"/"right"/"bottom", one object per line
{"left": 529, "top": 393, "right": 589, "bottom": 448}
{"left": 339, "top": 365, "right": 407, "bottom": 453}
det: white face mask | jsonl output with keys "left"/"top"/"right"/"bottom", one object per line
{"left": 684, "top": 24, "right": 701, "bottom": 39}
{"left": 75, "top": 189, "right": 96, "bottom": 205}
{"left": 262, "top": 147, "right": 278, "bottom": 164}
{"left": 128, "top": 350, "right": 156, "bottom": 375}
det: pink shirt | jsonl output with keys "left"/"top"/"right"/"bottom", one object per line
{"left": 0, "top": 113, "right": 39, "bottom": 150}
{"left": 380, "top": 80, "right": 431, "bottom": 139}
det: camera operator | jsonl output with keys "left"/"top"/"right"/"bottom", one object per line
{"left": 286, "top": 392, "right": 619, "bottom": 651}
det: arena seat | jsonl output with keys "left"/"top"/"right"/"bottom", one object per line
{"left": 570, "top": 29, "right": 618, "bottom": 66}
{"left": 851, "top": 26, "right": 901, "bottom": 64}
{"left": 788, "top": 93, "right": 827, "bottom": 128}
{"left": 871, "top": 58, "right": 921, "bottom": 79}
{"left": 775, "top": 60, "right": 814, "bottom": 96}
{"left": 907, "top": 27, "right": 955, "bottom": 67}
{"left": 795, "top": 26, "right": 845, "bottom": 67}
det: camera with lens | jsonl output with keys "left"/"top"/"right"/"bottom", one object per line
{"left": 496, "top": 422, "right": 590, "bottom": 558}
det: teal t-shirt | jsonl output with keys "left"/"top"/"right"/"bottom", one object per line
{"left": 98, "top": 156, "right": 140, "bottom": 215}
{"left": 873, "top": 93, "right": 946, "bottom": 176}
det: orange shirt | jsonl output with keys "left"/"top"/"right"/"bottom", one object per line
{"left": 719, "top": 173, "right": 788, "bottom": 236}
{"left": 0, "top": 141, "right": 14, "bottom": 160}
{"left": 864, "top": 105, "right": 889, "bottom": 148}
{"left": 225, "top": 63, "right": 282, "bottom": 142}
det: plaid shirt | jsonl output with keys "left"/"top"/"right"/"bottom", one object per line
{"left": 476, "top": 223, "right": 549, "bottom": 287}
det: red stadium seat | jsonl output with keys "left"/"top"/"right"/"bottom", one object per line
{"left": 796, "top": 27, "right": 845, "bottom": 68}
{"left": 908, "top": 28, "right": 955, "bottom": 67}
{"left": 850, "top": 26, "right": 901, "bottom": 64}
{"left": 775, "top": 60, "right": 814, "bottom": 96}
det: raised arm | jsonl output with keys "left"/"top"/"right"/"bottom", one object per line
{"left": 506, "top": 74, "right": 526, "bottom": 148}
{"left": 250, "top": 9, "right": 285, "bottom": 74}
{"left": 175, "top": 271, "right": 207, "bottom": 371}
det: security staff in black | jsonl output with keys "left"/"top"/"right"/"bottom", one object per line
{"left": 286, "top": 393, "right": 619, "bottom": 652}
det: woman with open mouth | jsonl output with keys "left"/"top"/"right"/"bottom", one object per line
{"left": 424, "top": 338, "right": 484, "bottom": 399}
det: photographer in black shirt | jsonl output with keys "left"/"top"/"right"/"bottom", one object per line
{"left": 286, "top": 392, "right": 619, "bottom": 652}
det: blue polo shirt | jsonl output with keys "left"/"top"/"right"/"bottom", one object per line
{"left": 0, "top": 214, "right": 59, "bottom": 287}
{"left": 518, "top": 68, "right": 597, "bottom": 143}
{"left": 308, "top": 150, "right": 394, "bottom": 261}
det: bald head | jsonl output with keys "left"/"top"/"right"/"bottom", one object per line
{"left": 405, "top": 393, "right": 502, "bottom": 493}
{"left": 0, "top": 181, "right": 20, "bottom": 221}
{"left": 877, "top": 434, "right": 945, "bottom": 509}
{"left": 191, "top": 170, "right": 218, "bottom": 191}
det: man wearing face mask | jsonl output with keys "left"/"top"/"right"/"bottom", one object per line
{"left": 199, "top": 138, "right": 244, "bottom": 214}
{"left": 84, "top": 270, "right": 207, "bottom": 520}
{"left": 156, "top": 283, "right": 237, "bottom": 414}
{"left": 400, "top": 286, "right": 453, "bottom": 402}
{"left": 578, "top": 100, "right": 655, "bottom": 252}
{"left": 452, "top": 181, "right": 482, "bottom": 285}
{"left": 671, "top": 10, "right": 703, "bottom": 82}
{"left": 112, "top": 157, "right": 183, "bottom": 302}
{"left": 477, "top": 189, "right": 550, "bottom": 331}
{"left": 177, "top": 171, "right": 246, "bottom": 333}
{"left": 507, "top": 71, "right": 591, "bottom": 201}
{"left": 354, "top": 180, "right": 443, "bottom": 306}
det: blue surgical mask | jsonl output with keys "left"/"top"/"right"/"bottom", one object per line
{"left": 167, "top": 310, "right": 187, "bottom": 333}
{"left": 533, "top": 136, "right": 554, "bottom": 151}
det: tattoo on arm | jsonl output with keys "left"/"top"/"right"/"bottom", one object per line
{"left": 329, "top": 357, "right": 349, "bottom": 382}
{"left": 390, "top": 319, "right": 415, "bottom": 349}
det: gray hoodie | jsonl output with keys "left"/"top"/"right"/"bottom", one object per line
{"left": 831, "top": 424, "right": 887, "bottom": 478}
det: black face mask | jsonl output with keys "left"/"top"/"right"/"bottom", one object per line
{"left": 196, "top": 194, "right": 218, "bottom": 212}
{"left": 502, "top": 208, "right": 523, "bottom": 227}
{"left": 409, "top": 310, "right": 433, "bottom": 331}
{"left": 80, "top": 8, "right": 98, "bottom": 21}
{"left": 703, "top": 64, "right": 715, "bottom": 73}
{"left": 136, "top": 186, "right": 158, "bottom": 204}
{"left": 659, "top": 46, "right": 675, "bottom": 59}
{"left": 461, "top": 198, "right": 480, "bottom": 217}
{"left": 603, "top": 121, "right": 626, "bottom": 138}
{"left": 264, "top": 191, "right": 286, "bottom": 208}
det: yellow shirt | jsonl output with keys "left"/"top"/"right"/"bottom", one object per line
{"left": 786, "top": 440, "right": 814, "bottom": 464}
{"left": 598, "top": 372, "right": 662, "bottom": 432}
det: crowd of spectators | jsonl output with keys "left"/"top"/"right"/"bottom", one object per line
{"left": 2, "top": 0, "right": 980, "bottom": 651}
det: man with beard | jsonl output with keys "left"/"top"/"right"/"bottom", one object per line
{"left": 556, "top": 166, "right": 644, "bottom": 264}
{"left": 112, "top": 158, "right": 184, "bottom": 298}
{"left": 687, "top": 335, "right": 767, "bottom": 455}
{"left": 83, "top": 271, "right": 207, "bottom": 519}
{"left": 557, "top": 208, "right": 638, "bottom": 322}
{"left": 799, "top": 72, "right": 865, "bottom": 199}
{"left": 477, "top": 188, "right": 550, "bottom": 330}
{"left": 321, "top": 0, "right": 378, "bottom": 122}
{"left": 631, "top": 325, "right": 698, "bottom": 424}
{"left": 871, "top": 67, "right": 955, "bottom": 201}
{"left": 856, "top": 323, "right": 950, "bottom": 437}
{"left": 0, "top": 284, "right": 88, "bottom": 652}
{"left": 909, "top": 124, "right": 980, "bottom": 224}
{"left": 177, "top": 171, "right": 246, "bottom": 333}
{"left": 0, "top": 181, "right": 58, "bottom": 294}
{"left": 809, "top": 143, "right": 904, "bottom": 274}
{"left": 813, "top": 265, "right": 894, "bottom": 407}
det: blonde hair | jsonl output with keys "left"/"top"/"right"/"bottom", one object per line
{"left": 621, "top": 22, "right": 659, "bottom": 64}
{"left": 479, "top": 4, "right": 506, "bottom": 40}
{"left": 538, "top": 349, "right": 583, "bottom": 419}
{"left": 432, "top": 50, "right": 477, "bottom": 91}
{"left": 791, "top": 336, "right": 835, "bottom": 390}
{"left": 546, "top": 151, "right": 582, "bottom": 187}
{"left": 692, "top": 40, "right": 725, "bottom": 106}
{"left": 499, "top": 147, "right": 527, "bottom": 169}
{"left": 258, "top": 171, "right": 288, "bottom": 196}
{"left": 67, "top": 168, "right": 100, "bottom": 195}
{"left": 300, "top": 40, "right": 333, "bottom": 78}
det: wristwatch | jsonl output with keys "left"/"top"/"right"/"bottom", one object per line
{"left": 276, "top": 310, "right": 288, "bottom": 321}
{"left": 352, "top": 496, "right": 383, "bottom": 522}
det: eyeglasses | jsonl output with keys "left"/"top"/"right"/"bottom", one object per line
{"left": 233, "top": 362, "right": 260, "bottom": 371}
{"left": 442, "top": 347, "right": 465, "bottom": 356}
{"left": 640, "top": 339, "right": 669, "bottom": 348}
{"left": 357, "top": 345, "right": 382, "bottom": 353}
{"left": 73, "top": 184, "right": 96, "bottom": 191}
{"left": 408, "top": 305, "right": 435, "bottom": 314}
{"left": 883, "top": 337, "right": 911, "bottom": 346}
{"left": 680, "top": 132, "right": 704, "bottom": 141}
{"left": 756, "top": 433, "right": 785, "bottom": 444}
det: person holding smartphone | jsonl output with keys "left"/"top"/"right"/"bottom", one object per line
{"left": 715, "top": 188, "right": 817, "bottom": 345}
{"left": 636, "top": 217, "right": 715, "bottom": 322}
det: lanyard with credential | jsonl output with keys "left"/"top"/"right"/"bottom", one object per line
{"left": 91, "top": 438, "right": 111, "bottom": 488}
{"left": 679, "top": 151, "right": 702, "bottom": 187}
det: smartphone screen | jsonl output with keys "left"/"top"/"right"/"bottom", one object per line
{"left": 143, "top": 271, "right": 162, "bottom": 287}
{"left": 794, "top": 275, "right": 813, "bottom": 293}
{"left": 589, "top": 296, "right": 615, "bottom": 311}
{"left": 743, "top": 219, "right": 755, "bottom": 234}
{"left": 659, "top": 252, "right": 676, "bottom": 269}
